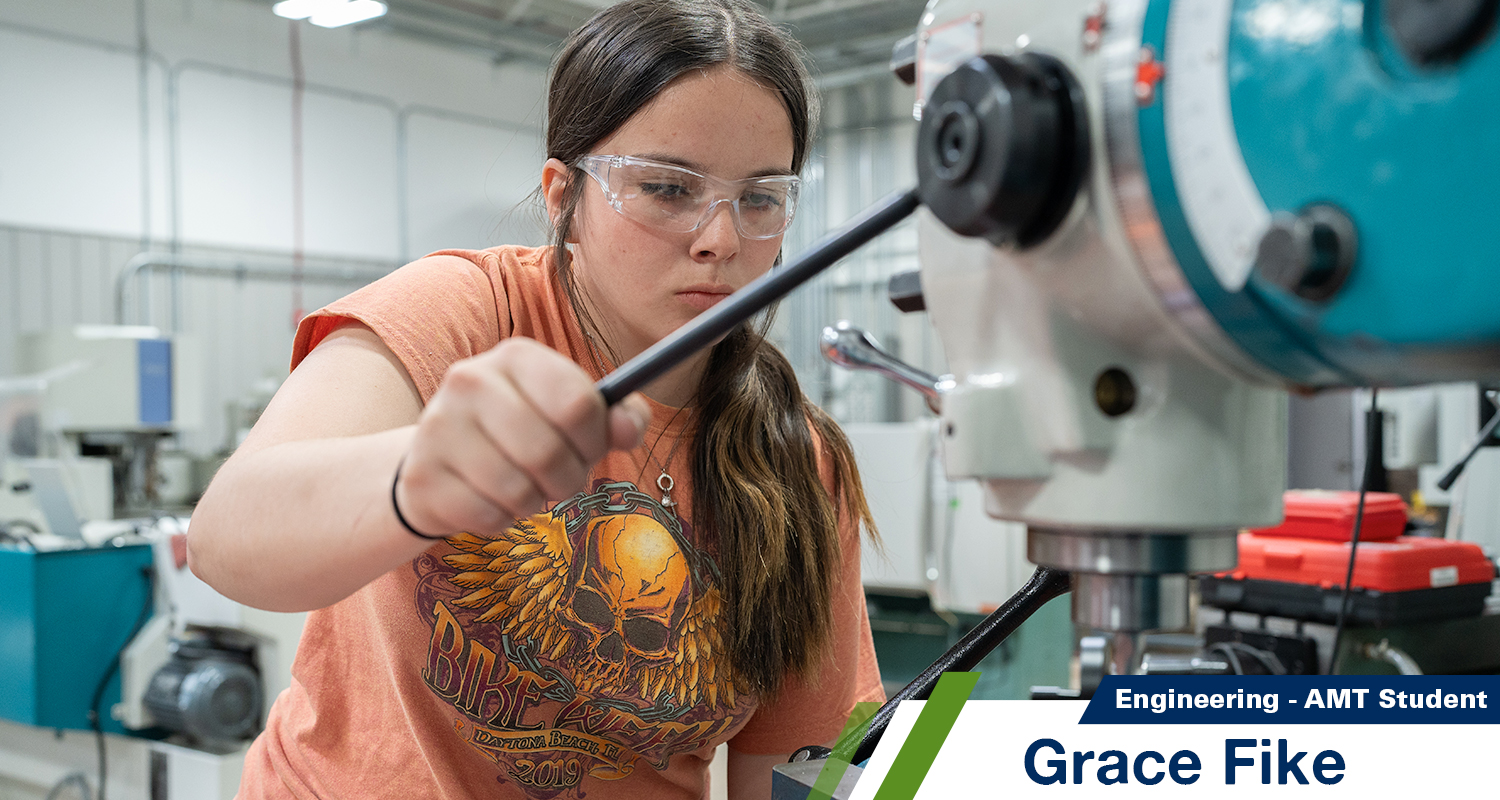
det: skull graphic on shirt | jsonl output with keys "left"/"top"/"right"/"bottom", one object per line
{"left": 422, "top": 481, "right": 759, "bottom": 798}
{"left": 438, "top": 484, "right": 741, "bottom": 710}
{"left": 561, "top": 513, "right": 690, "bottom": 690}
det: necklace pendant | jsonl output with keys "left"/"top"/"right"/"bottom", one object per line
{"left": 657, "top": 471, "right": 677, "bottom": 510}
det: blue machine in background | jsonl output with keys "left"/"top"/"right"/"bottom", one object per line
{"left": 0, "top": 543, "right": 154, "bottom": 735}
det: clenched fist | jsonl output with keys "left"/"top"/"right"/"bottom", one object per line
{"left": 394, "top": 337, "right": 650, "bottom": 537}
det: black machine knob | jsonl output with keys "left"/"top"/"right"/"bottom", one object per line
{"left": 886, "top": 269, "right": 925, "bottom": 312}
{"left": 789, "top": 745, "right": 833, "bottom": 763}
{"left": 1253, "top": 204, "right": 1357, "bottom": 302}
{"left": 1384, "top": 0, "right": 1498, "bottom": 66}
{"left": 916, "top": 53, "right": 1090, "bottom": 249}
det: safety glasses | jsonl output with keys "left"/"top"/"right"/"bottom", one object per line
{"left": 576, "top": 154, "right": 800, "bottom": 240}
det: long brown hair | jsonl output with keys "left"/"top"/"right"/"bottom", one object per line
{"left": 546, "top": 0, "right": 874, "bottom": 699}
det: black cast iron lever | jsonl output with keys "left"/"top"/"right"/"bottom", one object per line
{"left": 596, "top": 188, "right": 921, "bottom": 405}
{"left": 798, "top": 566, "right": 1072, "bottom": 769}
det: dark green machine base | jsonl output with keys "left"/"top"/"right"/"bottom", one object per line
{"left": 866, "top": 592, "right": 1073, "bottom": 699}
{"left": 1334, "top": 613, "right": 1500, "bottom": 675}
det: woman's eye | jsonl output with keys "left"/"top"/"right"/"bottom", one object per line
{"left": 640, "top": 181, "right": 692, "bottom": 199}
{"left": 741, "top": 190, "right": 783, "bottom": 210}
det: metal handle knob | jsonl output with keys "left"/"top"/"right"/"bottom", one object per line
{"left": 819, "top": 321, "right": 952, "bottom": 413}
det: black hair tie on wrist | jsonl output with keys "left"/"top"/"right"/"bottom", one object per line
{"left": 392, "top": 457, "right": 446, "bottom": 541}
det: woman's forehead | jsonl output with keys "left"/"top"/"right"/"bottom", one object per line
{"left": 594, "top": 67, "right": 796, "bottom": 180}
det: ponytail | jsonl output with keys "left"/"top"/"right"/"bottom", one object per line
{"left": 692, "top": 322, "right": 875, "bottom": 697}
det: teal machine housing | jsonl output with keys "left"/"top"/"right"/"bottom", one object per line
{"left": 1137, "top": 0, "right": 1500, "bottom": 387}
{"left": 0, "top": 543, "right": 155, "bottom": 734}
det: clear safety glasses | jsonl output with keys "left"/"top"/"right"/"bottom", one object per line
{"left": 576, "top": 154, "right": 800, "bottom": 240}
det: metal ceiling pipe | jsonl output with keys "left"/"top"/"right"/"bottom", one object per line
{"left": 114, "top": 252, "right": 393, "bottom": 328}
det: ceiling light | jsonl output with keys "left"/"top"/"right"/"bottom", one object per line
{"left": 273, "top": 0, "right": 388, "bottom": 28}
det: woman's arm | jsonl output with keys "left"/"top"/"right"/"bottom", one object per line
{"left": 188, "top": 322, "right": 648, "bottom": 612}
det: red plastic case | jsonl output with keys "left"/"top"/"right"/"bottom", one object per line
{"left": 1230, "top": 533, "right": 1494, "bottom": 592}
{"left": 1249, "top": 490, "right": 1408, "bottom": 542}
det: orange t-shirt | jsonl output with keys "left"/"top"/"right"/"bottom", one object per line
{"left": 238, "top": 245, "right": 883, "bottom": 800}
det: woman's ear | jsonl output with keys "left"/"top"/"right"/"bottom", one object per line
{"left": 541, "top": 157, "right": 572, "bottom": 229}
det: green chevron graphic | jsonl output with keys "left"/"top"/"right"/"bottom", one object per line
{"left": 808, "top": 671, "right": 981, "bottom": 800}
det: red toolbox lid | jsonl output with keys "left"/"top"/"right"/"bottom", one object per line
{"left": 1249, "top": 490, "right": 1408, "bottom": 542}
{"left": 1230, "top": 533, "right": 1495, "bottom": 592}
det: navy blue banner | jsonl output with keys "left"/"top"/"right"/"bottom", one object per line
{"left": 1079, "top": 676, "right": 1500, "bottom": 724}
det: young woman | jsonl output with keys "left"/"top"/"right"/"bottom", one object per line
{"left": 190, "top": 2, "right": 883, "bottom": 798}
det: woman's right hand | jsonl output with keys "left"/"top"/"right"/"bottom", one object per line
{"left": 191, "top": 325, "right": 649, "bottom": 611}
{"left": 393, "top": 337, "right": 651, "bottom": 538}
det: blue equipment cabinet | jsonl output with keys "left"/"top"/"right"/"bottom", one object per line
{"left": 0, "top": 543, "right": 155, "bottom": 734}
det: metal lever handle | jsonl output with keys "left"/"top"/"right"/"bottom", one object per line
{"left": 820, "top": 320, "right": 952, "bottom": 413}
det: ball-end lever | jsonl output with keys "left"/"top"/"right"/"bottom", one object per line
{"left": 820, "top": 320, "right": 953, "bottom": 414}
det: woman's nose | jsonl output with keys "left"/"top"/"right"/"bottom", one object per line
{"left": 691, "top": 200, "right": 741, "bottom": 261}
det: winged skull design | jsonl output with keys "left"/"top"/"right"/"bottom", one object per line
{"left": 442, "top": 504, "right": 742, "bottom": 710}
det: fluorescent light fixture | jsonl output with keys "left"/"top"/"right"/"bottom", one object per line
{"left": 273, "top": 0, "right": 387, "bottom": 28}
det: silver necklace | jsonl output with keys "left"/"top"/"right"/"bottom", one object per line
{"left": 642, "top": 407, "right": 689, "bottom": 513}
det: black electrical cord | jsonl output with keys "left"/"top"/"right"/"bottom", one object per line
{"left": 1210, "top": 641, "right": 1245, "bottom": 675}
{"left": 1328, "top": 388, "right": 1380, "bottom": 675}
{"left": 87, "top": 565, "right": 155, "bottom": 800}
{"left": 43, "top": 772, "right": 92, "bottom": 800}
{"left": 1206, "top": 642, "right": 1286, "bottom": 675}
{"left": 1435, "top": 389, "right": 1500, "bottom": 492}
{"left": 1246, "top": 645, "right": 1287, "bottom": 675}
